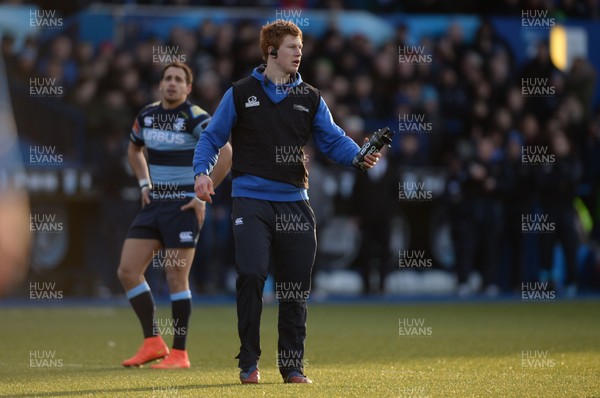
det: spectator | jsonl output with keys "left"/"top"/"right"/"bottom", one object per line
{"left": 535, "top": 129, "right": 582, "bottom": 296}
{"left": 350, "top": 149, "right": 397, "bottom": 295}
{"left": 454, "top": 135, "right": 511, "bottom": 296}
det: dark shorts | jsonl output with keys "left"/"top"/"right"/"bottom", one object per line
{"left": 127, "top": 199, "right": 199, "bottom": 248}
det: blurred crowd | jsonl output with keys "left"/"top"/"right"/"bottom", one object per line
{"left": 10, "top": 0, "right": 600, "bottom": 18}
{"left": 3, "top": 8, "right": 600, "bottom": 296}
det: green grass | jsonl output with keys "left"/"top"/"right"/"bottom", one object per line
{"left": 0, "top": 300, "right": 599, "bottom": 397}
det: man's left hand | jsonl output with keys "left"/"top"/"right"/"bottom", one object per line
{"left": 361, "top": 137, "right": 382, "bottom": 169}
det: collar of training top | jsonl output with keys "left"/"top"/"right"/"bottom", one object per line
{"left": 253, "top": 64, "right": 303, "bottom": 88}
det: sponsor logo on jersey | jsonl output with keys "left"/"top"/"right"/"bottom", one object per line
{"left": 173, "top": 118, "right": 186, "bottom": 131}
{"left": 245, "top": 96, "right": 260, "bottom": 108}
{"left": 143, "top": 129, "right": 186, "bottom": 144}
{"left": 234, "top": 217, "right": 244, "bottom": 226}
{"left": 132, "top": 119, "right": 141, "bottom": 136}
{"left": 190, "top": 105, "right": 207, "bottom": 118}
{"left": 293, "top": 104, "right": 309, "bottom": 113}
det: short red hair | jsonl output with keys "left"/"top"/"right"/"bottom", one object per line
{"left": 260, "top": 19, "right": 303, "bottom": 61}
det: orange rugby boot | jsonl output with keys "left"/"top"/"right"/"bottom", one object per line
{"left": 122, "top": 336, "right": 169, "bottom": 367}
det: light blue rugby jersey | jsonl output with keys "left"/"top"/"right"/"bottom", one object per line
{"left": 130, "top": 100, "right": 211, "bottom": 196}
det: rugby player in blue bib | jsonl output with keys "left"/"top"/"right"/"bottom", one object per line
{"left": 118, "top": 62, "right": 232, "bottom": 369}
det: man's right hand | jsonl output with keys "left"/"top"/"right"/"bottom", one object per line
{"left": 141, "top": 186, "right": 152, "bottom": 207}
{"left": 195, "top": 174, "right": 215, "bottom": 204}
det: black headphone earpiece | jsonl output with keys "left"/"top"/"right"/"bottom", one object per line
{"left": 269, "top": 47, "right": 278, "bottom": 58}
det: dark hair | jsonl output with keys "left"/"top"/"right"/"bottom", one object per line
{"left": 160, "top": 62, "right": 193, "bottom": 85}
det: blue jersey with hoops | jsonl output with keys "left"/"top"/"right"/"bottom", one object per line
{"left": 131, "top": 100, "right": 210, "bottom": 196}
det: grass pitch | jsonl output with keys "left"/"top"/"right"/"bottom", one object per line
{"left": 0, "top": 300, "right": 599, "bottom": 397}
